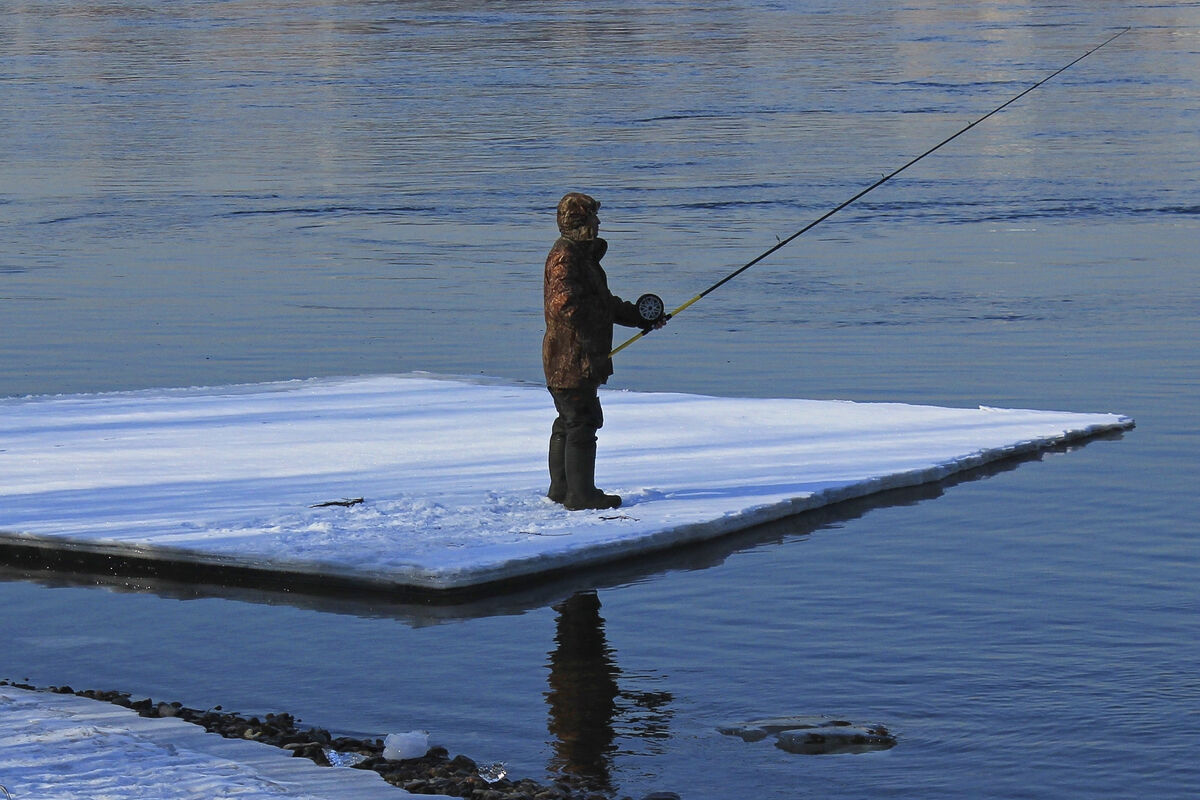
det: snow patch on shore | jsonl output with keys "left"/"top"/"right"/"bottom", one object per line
{"left": 0, "top": 687, "right": 438, "bottom": 799}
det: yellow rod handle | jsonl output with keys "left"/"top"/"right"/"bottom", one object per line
{"left": 610, "top": 294, "right": 703, "bottom": 357}
{"left": 609, "top": 331, "right": 643, "bottom": 357}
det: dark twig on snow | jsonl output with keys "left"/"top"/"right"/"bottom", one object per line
{"left": 309, "top": 497, "right": 364, "bottom": 508}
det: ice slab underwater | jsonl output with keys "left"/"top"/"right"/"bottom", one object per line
{"left": 718, "top": 715, "right": 897, "bottom": 755}
{"left": 0, "top": 374, "right": 1132, "bottom": 592}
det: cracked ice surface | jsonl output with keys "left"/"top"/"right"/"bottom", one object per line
{"left": 0, "top": 373, "right": 1131, "bottom": 589}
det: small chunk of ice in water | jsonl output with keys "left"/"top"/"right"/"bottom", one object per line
{"left": 383, "top": 730, "right": 430, "bottom": 760}
{"left": 323, "top": 748, "right": 369, "bottom": 767}
{"left": 478, "top": 762, "right": 507, "bottom": 783}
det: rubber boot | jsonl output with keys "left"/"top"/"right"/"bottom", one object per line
{"left": 547, "top": 431, "right": 567, "bottom": 503}
{"left": 563, "top": 439, "right": 621, "bottom": 511}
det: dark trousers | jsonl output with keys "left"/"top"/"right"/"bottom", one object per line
{"left": 549, "top": 385, "right": 603, "bottom": 446}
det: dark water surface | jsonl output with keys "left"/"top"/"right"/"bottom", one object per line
{"left": 3, "top": 2, "right": 1198, "bottom": 798}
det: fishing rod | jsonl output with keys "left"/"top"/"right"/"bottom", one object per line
{"left": 613, "top": 26, "right": 1131, "bottom": 356}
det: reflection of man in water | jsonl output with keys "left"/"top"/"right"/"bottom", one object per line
{"left": 546, "top": 591, "right": 619, "bottom": 788}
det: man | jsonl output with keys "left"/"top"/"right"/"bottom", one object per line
{"left": 543, "top": 192, "right": 666, "bottom": 510}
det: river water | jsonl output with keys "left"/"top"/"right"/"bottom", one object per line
{"left": 2, "top": 2, "right": 1198, "bottom": 798}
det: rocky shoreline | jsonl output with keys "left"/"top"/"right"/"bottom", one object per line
{"left": 2, "top": 682, "right": 677, "bottom": 800}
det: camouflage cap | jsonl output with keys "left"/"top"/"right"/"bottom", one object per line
{"left": 556, "top": 192, "right": 600, "bottom": 235}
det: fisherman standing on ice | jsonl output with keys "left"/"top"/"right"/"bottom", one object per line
{"left": 543, "top": 192, "right": 667, "bottom": 510}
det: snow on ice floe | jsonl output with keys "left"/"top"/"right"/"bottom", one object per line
{"left": 0, "top": 373, "right": 1131, "bottom": 591}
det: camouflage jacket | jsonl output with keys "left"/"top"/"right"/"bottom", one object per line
{"left": 542, "top": 236, "right": 642, "bottom": 388}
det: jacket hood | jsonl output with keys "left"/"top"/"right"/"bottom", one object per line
{"left": 557, "top": 192, "right": 599, "bottom": 241}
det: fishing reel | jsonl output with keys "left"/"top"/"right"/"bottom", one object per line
{"left": 636, "top": 293, "right": 666, "bottom": 325}
{"left": 611, "top": 294, "right": 669, "bottom": 355}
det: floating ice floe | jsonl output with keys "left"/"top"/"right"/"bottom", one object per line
{"left": 0, "top": 373, "right": 1132, "bottom": 593}
{"left": 719, "top": 716, "right": 897, "bottom": 755}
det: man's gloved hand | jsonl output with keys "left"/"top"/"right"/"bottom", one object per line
{"left": 640, "top": 313, "right": 671, "bottom": 335}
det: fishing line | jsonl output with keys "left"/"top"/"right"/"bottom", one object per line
{"left": 612, "top": 26, "right": 1131, "bottom": 356}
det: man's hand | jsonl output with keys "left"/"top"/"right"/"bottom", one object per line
{"left": 640, "top": 314, "right": 671, "bottom": 335}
